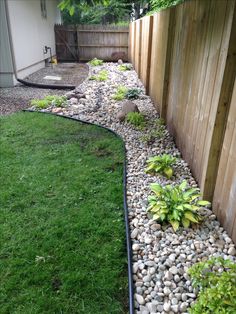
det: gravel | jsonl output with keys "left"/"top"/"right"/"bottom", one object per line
{"left": 0, "top": 63, "right": 88, "bottom": 116}
{"left": 28, "top": 62, "right": 236, "bottom": 313}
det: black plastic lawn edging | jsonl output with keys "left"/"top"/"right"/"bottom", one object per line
{"left": 17, "top": 78, "right": 75, "bottom": 90}
{"left": 23, "top": 109, "right": 135, "bottom": 314}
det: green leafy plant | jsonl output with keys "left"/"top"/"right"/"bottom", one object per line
{"left": 88, "top": 58, "right": 104, "bottom": 66}
{"left": 147, "top": 180, "right": 211, "bottom": 231}
{"left": 118, "top": 64, "right": 132, "bottom": 71}
{"left": 188, "top": 257, "right": 236, "bottom": 314}
{"left": 89, "top": 70, "right": 108, "bottom": 81}
{"left": 140, "top": 126, "right": 165, "bottom": 144}
{"left": 145, "top": 154, "right": 177, "bottom": 178}
{"left": 126, "top": 112, "right": 146, "bottom": 129}
{"left": 30, "top": 95, "right": 67, "bottom": 109}
{"left": 125, "top": 88, "right": 141, "bottom": 99}
{"left": 112, "top": 86, "right": 128, "bottom": 100}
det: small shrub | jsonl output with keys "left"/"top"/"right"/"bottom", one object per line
{"left": 89, "top": 70, "right": 108, "bottom": 81}
{"left": 140, "top": 126, "right": 165, "bottom": 144}
{"left": 125, "top": 88, "right": 141, "bottom": 99}
{"left": 147, "top": 180, "right": 210, "bottom": 231}
{"left": 145, "top": 154, "right": 177, "bottom": 178}
{"left": 118, "top": 64, "right": 132, "bottom": 71}
{"left": 155, "top": 117, "right": 165, "bottom": 126}
{"left": 126, "top": 112, "right": 146, "bottom": 129}
{"left": 88, "top": 58, "right": 104, "bottom": 66}
{"left": 112, "top": 86, "right": 128, "bottom": 101}
{"left": 188, "top": 257, "right": 236, "bottom": 314}
{"left": 31, "top": 95, "right": 67, "bottom": 109}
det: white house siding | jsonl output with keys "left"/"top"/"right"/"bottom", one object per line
{"left": 0, "top": 0, "right": 14, "bottom": 87}
{"left": 7, "top": 0, "right": 61, "bottom": 80}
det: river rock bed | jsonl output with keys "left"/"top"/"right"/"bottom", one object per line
{"left": 30, "top": 63, "right": 236, "bottom": 314}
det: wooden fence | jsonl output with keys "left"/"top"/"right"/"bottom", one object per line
{"left": 129, "top": 0, "right": 236, "bottom": 242}
{"left": 55, "top": 24, "right": 129, "bottom": 62}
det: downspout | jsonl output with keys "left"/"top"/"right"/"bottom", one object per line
{"left": 4, "top": 0, "right": 75, "bottom": 90}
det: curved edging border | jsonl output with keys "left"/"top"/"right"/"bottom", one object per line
{"left": 23, "top": 110, "right": 135, "bottom": 314}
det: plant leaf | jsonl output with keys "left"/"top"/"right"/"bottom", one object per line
{"left": 170, "top": 220, "right": 179, "bottom": 232}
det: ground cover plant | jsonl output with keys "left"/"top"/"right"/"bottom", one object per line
{"left": 89, "top": 70, "right": 108, "bottom": 81}
{"left": 31, "top": 95, "right": 67, "bottom": 109}
{"left": 140, "top": 118, "right": 166, "bottom": 144}
{"left": 147, "top": 180, "right": 211, "bottom": 231}
{"left": 188, "top": 257, "right": 236, "bottom": 313}
{"left": 125, "top": 88, "right": 141, "bottom": 100}
{"left": 126, "top": 112, "right": 146, "bottom": 129}
{"left": 112, "top": 85, "right": 128, "bottom": 100}
{"left": 145, "top": 154, "right": 177, "bottom": 179}
{"left": 118, "top": 64, "right": 132, "bottom": 71}
{"left": 0, "top": 112, "right": 127, "bottom": 313}
{"left": 88, "top": 58, "right": 104, "bottom": 66}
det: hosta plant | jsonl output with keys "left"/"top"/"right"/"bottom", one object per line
{"left": 147, "top": 180, "right": 210, "bottom": 231}
{"left": 88, "top": 58, "right": 104, "bottom": 66}
{"left": 125, "top": 88, "right": 141, "bottom": 99}
{"left": 188, "top": 257, "right": 236, "bottom": 314}
{"left": 145, "top": 154, "right": 177, "bottom": 178}
{"left": 89, "top": 70, "right": 108, "bottom": 81}
{"left": 112, "top": 86, "right": 128, "bottom": 100}
{"left": 118, "top": 64, "right": 132, "bottom": 71}
{"left": 126, "top": 112, "right": 146, "bottom": 129}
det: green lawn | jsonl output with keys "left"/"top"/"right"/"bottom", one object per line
{"left": 0, "top": 112, "right": 127, "bottom": 314}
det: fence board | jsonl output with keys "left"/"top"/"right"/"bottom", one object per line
{"left": 134, "top": 19, "right": 142, "bottom": 76}
{"left": 213, "top": 78, "right": 236, "bottom": 242}
{"left": 139, "top": 16, "right": 153, "bottom": 93}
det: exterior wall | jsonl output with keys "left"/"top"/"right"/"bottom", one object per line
{"left": 7, "top": 0, "right": 61, "bottom": 79}
{"left": 0, "top": 0, "right": 14, "bottom": 87}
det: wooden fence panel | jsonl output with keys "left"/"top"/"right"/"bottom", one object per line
{"left": 134, "top": 19, "right": 142, "bottom": 76}
{"left": 129, "top": 22, "right": 135, "bottom": 63}
{"left": 55, "top": 25, "right": 78, "bottom": 61}
{"left": 139, "top": 16, "right": 153, "bottom": 93}
{"left": 213, "top": 78, "right": 236, "bottom": 243}
{"left": 77, "top": 24, "right": 129, "bottom": 61}
{"left": 55, "top": 24, "right": 129, "bottom": 62}
{"left": 149, "top": 10, "right": 171, "bottom": 114}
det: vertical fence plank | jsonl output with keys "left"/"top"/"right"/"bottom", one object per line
{"left": 149, "top": 10, "right": 170, "bottom": 114}
{"left": 139, "top": 16, "right": 153, "bottom": 93}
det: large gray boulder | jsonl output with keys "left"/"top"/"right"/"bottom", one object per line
{"left": 117, "top": 100, "right": 139, "bottom": 121}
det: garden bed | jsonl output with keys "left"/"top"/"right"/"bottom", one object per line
{"left": 29, "top": 62, "right": 236, "bottom": 313}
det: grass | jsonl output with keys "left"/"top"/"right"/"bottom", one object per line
{"left": 0, "top": 112, "right": 128, "bottom": 314}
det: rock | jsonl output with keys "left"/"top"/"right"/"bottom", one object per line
{"left": 150, "top": 223, "right": 161, "bottom": 231}
{"left": 69, "top": 97, "right": 78, "bottom": 105}
{"left": 179, "top": 302, "right": 188, "bottom": 312}
{"left": 136, "top": 294, "right": 145, "bottom": 305}
{"left": 171, "top": 304, "right": 179, "bottom": 313}
{"left": 163, "top": 301, "right": 171, "bottom": 312}
{"left": 169, "top": 266, "right": 178, "bottom": 275}
{"left": 52, "top": 108, "right": 62, "bottom": 113}
{"left": 131, "top": 228, "right": 139, "bottom": 239}
{"left": 228, "top": 247, "right": 236, "bottom": 256}
{"left": 132, "top": 243, "right": 140, "bottom": 251}
{"left": 111, "top": 51, "right": 126, "bottom": 61}
{"left": 118, "top": 59, "right": 123, "bottom": 65}
{"left": 117, "top": 100, "right": 139, "bottom": 121}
